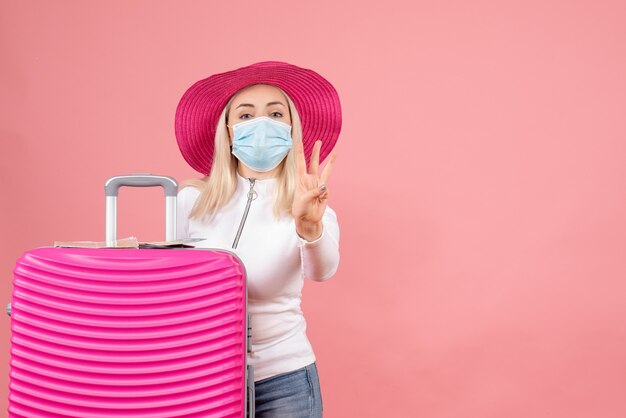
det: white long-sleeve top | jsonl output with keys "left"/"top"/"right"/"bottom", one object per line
{"left": 176, "top": 173, "right": 340, "bottom": 382}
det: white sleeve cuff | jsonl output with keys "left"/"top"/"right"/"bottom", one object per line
{"left": 296, "top": 226, "right": 325, "bottom": 247}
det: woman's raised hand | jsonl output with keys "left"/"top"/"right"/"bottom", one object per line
{"left": 292, "top": 138, "right": 336, "bottom": 241}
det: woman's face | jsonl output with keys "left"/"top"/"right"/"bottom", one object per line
{"left": 227, "top": 84, "right": 292, "bottom": 141}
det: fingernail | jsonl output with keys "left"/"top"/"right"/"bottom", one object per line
{"left": 319, "top": 184, "right": 327, "bottom": 192}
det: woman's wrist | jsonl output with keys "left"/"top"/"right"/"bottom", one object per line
{"left": 296, "top": 221, "right": 323, "bottom": 242}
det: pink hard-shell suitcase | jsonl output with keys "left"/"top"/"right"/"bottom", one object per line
{"left": 8, "top": 174, "right": 254, "bottom": 417}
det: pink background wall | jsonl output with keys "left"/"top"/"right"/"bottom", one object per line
{"left": 1, "top": 1, "right": 625, "bottom": 416}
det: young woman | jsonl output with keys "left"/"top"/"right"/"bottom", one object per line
{"left": 174, "top": 61, "right": 341, "bottom": 417}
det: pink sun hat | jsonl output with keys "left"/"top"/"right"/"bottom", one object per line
{"left": 175, "top": 61, "right": 342, "bottom": 175}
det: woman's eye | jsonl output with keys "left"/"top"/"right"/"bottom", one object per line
{"left": 239, "top": 113, "right": 252, "bottom": 119}
{"left": 270, "top": 112, "right": 283, "bottom": 118}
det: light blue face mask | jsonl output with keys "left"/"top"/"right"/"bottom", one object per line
{"left": 231, "top": 116, "right": 293, "bottom": 172}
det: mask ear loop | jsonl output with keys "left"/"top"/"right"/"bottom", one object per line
{"left": 226, "top": 115, "right": 233, "bottom": 148}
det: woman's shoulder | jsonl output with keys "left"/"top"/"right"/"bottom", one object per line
{"left": 178, "top": 184, "right": 202, "bottom": 199}
{"left": 177, "top": 178, "right": 206, "bottom": 199}
{"left": 177, "top": 182, "right": 203, "bottom": 211}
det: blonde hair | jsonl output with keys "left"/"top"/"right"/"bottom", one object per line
{"left": 180, "top": 85, "right": 301, "bottom": 221}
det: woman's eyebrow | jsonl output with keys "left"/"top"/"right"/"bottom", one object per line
{"left": 236, "top": 101, "right": 285, "bottom": 109}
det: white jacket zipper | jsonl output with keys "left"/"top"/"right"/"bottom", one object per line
{"left": 232, "top": 178, "right": 257, "bottom": 249}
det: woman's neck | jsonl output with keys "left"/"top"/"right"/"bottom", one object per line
{"left": 237, "top": 163, "right": 281, "bottom": 180}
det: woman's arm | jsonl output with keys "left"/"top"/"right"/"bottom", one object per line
{"left": 298, "top": 206, "right": 340, "bottom": 282}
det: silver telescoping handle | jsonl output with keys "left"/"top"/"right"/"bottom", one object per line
{"left": 104, "top": 174, "right": 178, "bottom": 247}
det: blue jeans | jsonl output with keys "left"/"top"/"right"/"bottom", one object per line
{"left": 254, "top": 362, "right": 323, "bottom": 417}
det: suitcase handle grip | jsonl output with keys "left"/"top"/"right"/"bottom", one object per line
{"left": 105, "top": 174, "right": 178, "bottom": 246}
{"left": 105, "top": 174, "right": 178, "bottom": 197}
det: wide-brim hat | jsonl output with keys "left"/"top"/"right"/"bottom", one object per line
{"left": 175, "top": 61, "right": 342, "bottom": 175}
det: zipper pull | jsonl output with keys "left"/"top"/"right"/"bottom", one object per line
{"left": 247, "top": 178, "right": 257, "bottom": 201}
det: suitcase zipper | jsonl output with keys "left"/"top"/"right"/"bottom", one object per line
{"left": 232, "top": 178, "right": 257, "bottom": 249}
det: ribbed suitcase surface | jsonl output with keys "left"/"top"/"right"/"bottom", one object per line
{"left": 9, "top": 247, "right": 247, "bottom": 418}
